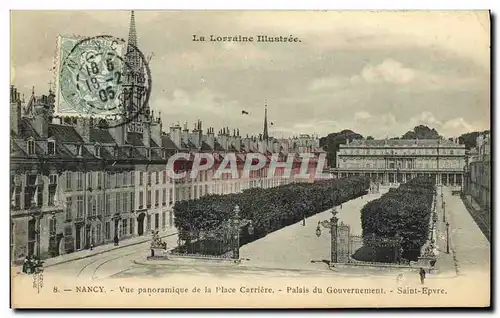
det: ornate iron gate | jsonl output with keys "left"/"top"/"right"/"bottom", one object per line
{"left": 348, "top": 234, "right": 364, "bottom": 256}
{"left": 336, "top": 222, "right": 350, "bottom": 263}
{"left": 173, "top": 220, "right": 237, "bottom": 258}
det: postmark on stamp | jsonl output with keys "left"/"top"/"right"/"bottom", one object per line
{"left": 57, "top": 35, "right": 152, "bottom": 128}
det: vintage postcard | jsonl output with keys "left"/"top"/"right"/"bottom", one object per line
{"left": 10, "top": 10, "right": 491, "bottom": 308}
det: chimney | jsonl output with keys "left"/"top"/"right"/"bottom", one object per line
{"left": 150, "top": 120, "right": 162, "bottom": 148}
{"left": 273, "top": 141, "right": 279, "bottom": 153}
{"left": 226, "top": 128, "right": 235, "bottom": 151}
{"left": 146, "top": 110, "right": 161, "bottom": 147}
{"left": 206, "top": 127, "right": 215, "bottom": 149}
{"left": 108, "top": 118, "right": 126, "bottom": 146}
{"left": 258, "top": 139, "right": 265, "bottom": 153}
{"left": 169, "top": 123, "right": 182, "bottom": 148}
{"left": 181, "top": 122, "right": 189, "bottom": 146}
{"left": 243, "top": 136, "right": 250, "bottom": 152}
{"left": 75, "top": 117, "right": 91, "bottom": 142}
{"left": 234, "top": 130, "right": 241, "bottom": 152}
{"left": 217, "top": 128, "right": 228, "bottom": 150}
{"left": 10, "top": 86, "right": 21, "bottom": 135}
{"left": 31, "top": 95, "right": 49, "bottom": 138}
{"left": 143, "top": 119, "right": 151, "bottom": 148}
{"left": 190, "top": 120, "right": 202, "bottom": 148}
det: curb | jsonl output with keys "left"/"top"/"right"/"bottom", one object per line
{"left": 42, "top": 232, "right": 178, "bottom": 268}
{"left": 132, "top": 260, "right": 330, "bottom": 273}
{"left": 132, "top": 259, "right": 240, "bottom": 267}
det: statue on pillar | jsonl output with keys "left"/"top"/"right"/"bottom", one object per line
{"left": 150, "top": 230, "right": 167, "bottom": 258}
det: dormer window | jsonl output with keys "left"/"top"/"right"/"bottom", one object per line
{"left": 162, "top": 150, "right": 166, "bottom": 159}
{"left": 77, "top": 145, "right": 83, "bottom": 157}
{"left": 27, "top": 138, "right": 35, "bottom": 155}
{"left": 94, "top": 144, "right": 101, "bottom": 157}
{"left": 48, "top": 140, "right": 56, "bottom": 155}
{"left": 146, "top": 149, "right": 151, "bottom": 158}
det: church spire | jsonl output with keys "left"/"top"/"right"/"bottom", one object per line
{"left": 125, "top": 10, "right": 140, "bottom": 71}
{"left": 128, "top": 10, "right": 137, "bottom": 50}
{"left": 263, "top": 99, "right": 269, "bottom": 141}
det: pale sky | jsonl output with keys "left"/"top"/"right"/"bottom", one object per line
{"left": 10, "top": 10, "right": 490, "bottom": 139}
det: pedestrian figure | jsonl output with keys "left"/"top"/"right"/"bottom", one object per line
{"left": 419, "top": 268, "right": 426, "bottom": 285}
{"left": 114, "top": 235, "right": 119, "bottom": 246}
{"left": 26, "top": 255, "right": 34, "bottom": 274}
{"left": 22, "top": 255, "right": 29, "bottom": 274}
{"left": 396, "top": 273, "right": 404, "bottom": 284}
{"left": 33, "top": 259, "right": 43, "bottom": 273}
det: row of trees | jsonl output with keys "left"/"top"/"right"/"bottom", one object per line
{"left": 360, "top": 176, "right": 435, "bottom": 261}
{"left": 173, "top": 177, "right": 370, "bottom": 254}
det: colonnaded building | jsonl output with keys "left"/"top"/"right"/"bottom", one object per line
{"left": 332, "top": 138, "right": 467, "bottom": 186}
{"left": 9, "top": 12, "right": 326, "bottom": 263}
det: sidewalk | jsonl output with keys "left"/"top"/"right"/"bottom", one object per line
{"left": 433, "top": 189, "right": 459, "bottom": 276}
{"left": 11, "top": 228, "right": 178, "bottom": 272}
{"left": 444, "top": 188, "right": 490, "bottom": 276}
{"left": 464, "top": 194, "right": 482, "bottom": 211}
{"left": 462, "top": 194, "right": 490, "bottom": 241}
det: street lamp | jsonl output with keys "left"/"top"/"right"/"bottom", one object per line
{"left": 314, "top": 207, "right": 339, "bottom": 263}
{"left": 442, "top": 201, "right": 446, "bottom": 222}
{"left": 431, "top": 212, "right": 437, "bottom": 241}
{"left": 231, "top": 205, "right": 254, "bottom": 260}
{"left": 232, "top": 205, "right": 241, "bottom": 259}
{"left": 446, "top": 222, "right": 450, "bottom": 254}
{"left": 315, "top": 222, "right": 322, "bottom": 237}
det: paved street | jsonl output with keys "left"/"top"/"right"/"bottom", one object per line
{"left": 30, "top": 191, "right": 390, "bottom": 282}
{"left": 41, "top": 233, "right": 179, "bottom": 281}
{"left": 15, "top": 186, "right": 489, "bottom": 284}
{"left": 239, "top": 189, "right": 389, "bottom": 270}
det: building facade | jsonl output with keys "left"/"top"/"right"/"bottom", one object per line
{"left": 10, "top": 88, "right": 326, "bottom": 263}
{"left": 464, "top": 133, "right": 491, "bottom": 212}
{"left": 10, "top": 11, "right": 327, "bottom": 263}
{"left": 331, "top": 139, "right": 466, "bottom": 186}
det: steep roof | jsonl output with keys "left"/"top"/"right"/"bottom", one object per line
{"left": 10, "top": 140, "right": 27, "bottom": 157}
{"left": 161, "top": 135, "right": 178, "bottom": 150}
{"left": 187, "top": 140, "right": 198, "bottom": 149}
{"left": 346, "top": 139, "right": 461, "bottom": 147}
{"left": 90, "top": 128, "right": 116, "bottom": 144}
{"left": 127, "top": 132, "right": 144, "bottom": 146}
{"left": 150, "top": 139, "right": 159, "bottom": 148}
{"left": 18, "top": 118, "right": 40, "bottom": 139}
{"left": 228, "top": 145, "right": 238, "bottom": 152}
{"left": 213, "top": 141, "right": 225, "bottom": 152}
{"left": 48, "top": 124, "right": 84, "bottom": 143}
{"left": 200, "top": 141, "right": 213, "bottom": 151}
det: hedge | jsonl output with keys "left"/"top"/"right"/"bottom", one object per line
{"left": 173, "top": 177, "right": 370, "bottom": 254}
{"left": 359, "top": 176, "right": 435, "bottom": 261}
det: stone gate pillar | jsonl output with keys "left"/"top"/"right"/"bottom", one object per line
{"left": 330, "top": 216, "right": 339, "bottom": 263}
